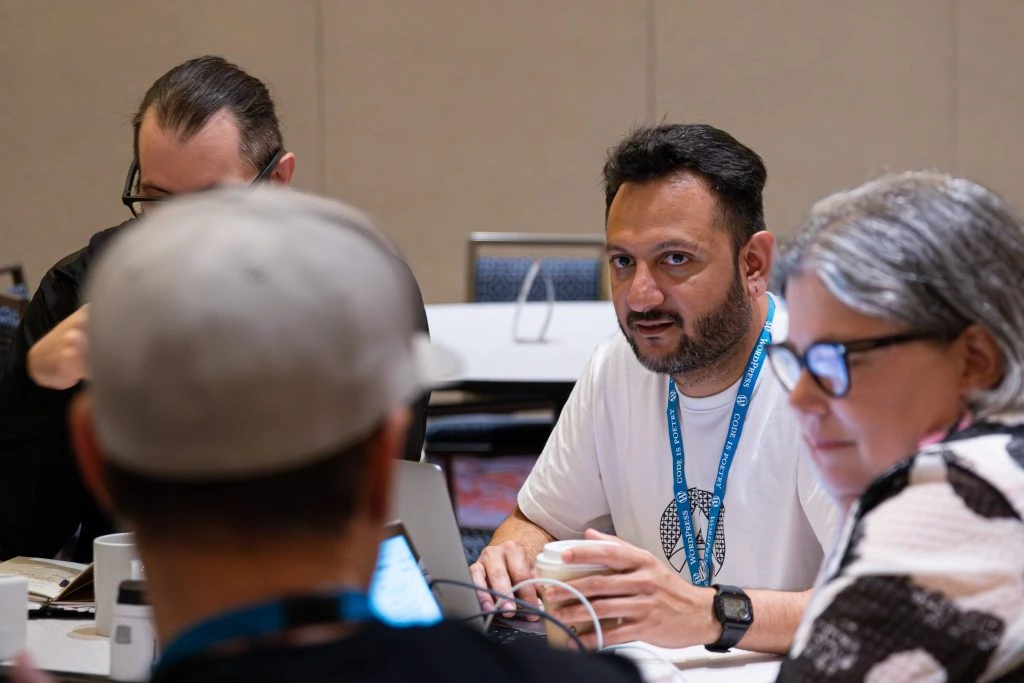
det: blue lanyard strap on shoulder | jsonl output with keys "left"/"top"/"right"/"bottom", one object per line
{"left": 667, "top": 297, "right": 775, "bottom": 586}
{"left": 156, "top": 590, "right": 374, "bottom": 672}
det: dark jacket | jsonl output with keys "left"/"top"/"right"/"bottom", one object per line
{"left": 151, "top": 620, "right": 643, "bottom": 683}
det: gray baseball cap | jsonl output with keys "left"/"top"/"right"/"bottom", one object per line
{"left": 85, "top": 185, "right": 457, "bottom": 480}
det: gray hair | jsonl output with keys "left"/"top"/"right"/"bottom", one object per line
{"left": 774, "top": 171, "right": 1024, "bottom": 417}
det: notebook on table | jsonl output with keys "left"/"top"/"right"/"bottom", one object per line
{"left": 0, "top": 557, "right": 94, "bottom": 608}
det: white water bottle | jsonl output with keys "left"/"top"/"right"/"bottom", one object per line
{"left": 109, "top": 580, "right": 158, "bottom": 682}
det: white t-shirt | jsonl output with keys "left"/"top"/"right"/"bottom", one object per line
{"left": 519, "top": 302, "right": 839, "bottom": 591}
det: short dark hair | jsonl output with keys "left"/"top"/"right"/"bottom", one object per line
{"left": 131, "top": 55, "right": 283, "bottom": 171}
{"left": 602, "top": 123, "right": 768, "bottom": 250}
{"left": 105, "top": 437, "right": 370, "bottom": 540}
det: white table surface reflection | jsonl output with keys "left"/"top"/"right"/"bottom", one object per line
{"left": 425, "top": 301, "right": 618, "bottom": 390}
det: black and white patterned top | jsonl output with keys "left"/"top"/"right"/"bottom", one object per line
{"left": 777, "top": 414, "right": 1024, "bottom": 682}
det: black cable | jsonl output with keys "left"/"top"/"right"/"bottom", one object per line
{"left": 429, "top": 578, "right": 587, "bottom": 651}
{"left": 28, "top": 604, "right": 95, "bottom": 620}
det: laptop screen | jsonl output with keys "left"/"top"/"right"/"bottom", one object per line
{"left": 369, "top": 524, "right": 444, "bottom": 628}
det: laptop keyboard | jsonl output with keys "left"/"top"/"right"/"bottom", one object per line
{"left": 486, "top": 619, "right": 548, "bottom": 646}
{"left": 456, "top": 527, "right": 548, "bottom": 646}
{"left": 460, "top": 527, "right": 494, "bottom": 564}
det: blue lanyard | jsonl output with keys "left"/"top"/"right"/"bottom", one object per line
{"left": 667, "top": 297, "right": 775, "bottom": 586}
{"left": 156, "top": 589, "right": 374, "bottom": 672}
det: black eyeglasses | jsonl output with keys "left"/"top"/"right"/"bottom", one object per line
{"left": 120, "top": 148, "right": 286, "bottom": 218}
{"left": 767, "top": 332, "right": 941, "bottom": 398}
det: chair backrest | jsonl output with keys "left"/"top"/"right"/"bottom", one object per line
{"left": 473, "top": 257, "right": 601, "bottom": 302}
{"left": 0, "top": 311, "right": 18, "bottom": 366}
{"left": 466, "top": 232, "right": 605, "bottom": 303}
{"left": 0, "top": 300, "right": 22, "bottom": 383}
{"left": 0, "top": 265, "right": 28, "bottom": 318}
{"left": 0, "top": 266, "right": 28, "bottom": 380}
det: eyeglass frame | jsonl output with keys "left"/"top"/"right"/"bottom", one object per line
{"left": 767, "top": 331, "right": 944, "bottom": 399}
{"left": 120, "top": 148, "right": 286, "bottom": 218}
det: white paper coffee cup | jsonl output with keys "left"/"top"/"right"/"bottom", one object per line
{"left": 534, "top": 539, "right": 618, "bottom": 648}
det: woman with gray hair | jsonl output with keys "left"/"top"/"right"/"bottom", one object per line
{"left": 766, "top": 171, "right": 1024, "bottom": 682}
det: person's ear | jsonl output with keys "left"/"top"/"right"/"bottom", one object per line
{"left": 269, "top": 152, "right": 296, "bottom": 186}
{"left": 361, "top": 407, "right": 411, "bottom": 524}
{"left": 68, "top": 392, "right": 115, "bottom": 514}
{"left": 739, "top": 231, "right": 775, "bottom": 296}
{"left": 957, "top": 323, "right": 1004, "bottom": 398}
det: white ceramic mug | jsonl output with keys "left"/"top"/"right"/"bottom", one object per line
{"left": 93, "top": 532, "right": 138, "bottom": 637}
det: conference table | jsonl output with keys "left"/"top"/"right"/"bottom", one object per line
{"left": 0, "top": 301, "right": 786, "bottom": 681}
{"left": 3, "top": 611, "right": 782, "bottom": 682}
{"left": 425, "top": 301, "right": 619, "bottom": 410}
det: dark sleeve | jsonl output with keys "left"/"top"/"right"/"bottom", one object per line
{"left": 403, "top": 263, "right": 430, "bottom": 462}
{"left": 0, "top": 267, "right": 91, "bottom": 559}
{"left": 777, "top": 455, "right": 1021, "bottom": 682}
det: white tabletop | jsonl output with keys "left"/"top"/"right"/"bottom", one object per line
{"left": 615, "top": 644, "right": 781, "bottom": 682}
{"left": 425, "top": 301, "right": 619, "bottom": 387}
{"left": 21, "top": 615, "right": 108, "bottom": 678}
{"left": 678, "top": 660, "right": 780, "bottom": 683}
{"left": 12, "top": 616, "right": 780, "bottom": 682}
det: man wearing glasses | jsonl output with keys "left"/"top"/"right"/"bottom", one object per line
{"left": 0, "top": 56, "right": 430, "bottom": 563}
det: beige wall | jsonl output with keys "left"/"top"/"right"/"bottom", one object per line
{"left": 2, "top": 0, "right": 1021, "bottom": 303}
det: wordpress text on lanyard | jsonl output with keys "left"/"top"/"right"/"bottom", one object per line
{"left": 665, "top": 297, "right": 775, "bottom": 587}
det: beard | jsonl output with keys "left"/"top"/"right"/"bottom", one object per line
{"left": 620, "top": 269, "right": 753, "bottom": 378}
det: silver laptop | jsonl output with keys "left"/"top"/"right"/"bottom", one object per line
{"left": 388, "top": 460, "right": 486, "bottom": 629}
{"left": 388, "top": 460, "right": 548, "bottom": 642}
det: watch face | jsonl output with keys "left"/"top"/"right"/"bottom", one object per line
{"left": 720, "top": 595, "right": 751, "bottom": 622}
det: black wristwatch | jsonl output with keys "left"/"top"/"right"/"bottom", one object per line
{"left": 705, "top": 584, "right": 753, "bottom": 653}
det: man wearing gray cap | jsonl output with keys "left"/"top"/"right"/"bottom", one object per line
{"left": 28, "top": 187, "right": 642, "bottom": 683}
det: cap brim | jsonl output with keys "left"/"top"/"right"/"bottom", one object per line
{"left": 413, "top": 332, "right": 461, "bottom": 390}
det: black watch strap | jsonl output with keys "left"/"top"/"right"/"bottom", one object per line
{"left": 705, "top": 584, "right": 753, "bottom": 653}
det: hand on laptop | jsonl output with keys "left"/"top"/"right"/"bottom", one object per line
{"left": 470, "top": 540, "right": 541, "bottom": 621}
{"left": 542, "top": 529, "right": 719, "bottom": 649}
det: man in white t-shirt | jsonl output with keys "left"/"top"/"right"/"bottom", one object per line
{"left": 470, "top": 123, "right": 839, "bottom": 654}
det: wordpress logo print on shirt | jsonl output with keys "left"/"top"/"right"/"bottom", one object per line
{"left": 659, "top": 488, "right": 727, "bottom": 581}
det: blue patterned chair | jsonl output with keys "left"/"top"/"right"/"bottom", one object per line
{"left": 426, "top": 233, "right": 605, "bottom": 513}
{"left": 0, "top": 266, "right": 29, "bottom": 381}
{"left": 472, "top": 257, "right": 602, "bottom": 303}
